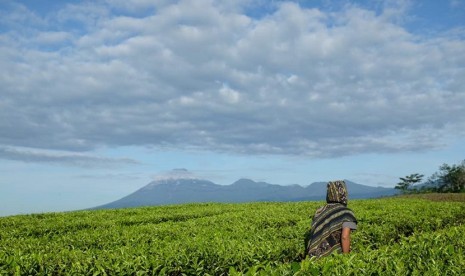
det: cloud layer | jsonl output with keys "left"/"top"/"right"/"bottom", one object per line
{"left": 1, "top": 0, "right": 464, "bottom": 161}
{"left": 0, "top": 146, "right": 138, "bottom": 167}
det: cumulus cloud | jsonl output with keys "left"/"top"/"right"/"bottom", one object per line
{"left": 151, "top": 168, "right": 198, "bottom": 181}
{"left": 0, "top": 0, "right": 464, "bottom": 159}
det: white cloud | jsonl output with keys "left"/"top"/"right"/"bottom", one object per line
{"left": 35, "top": 31, "right": 72, "bottom": 44}
{"left": 219, "top": 84, "right": 241, "bottom": 104}
{"left": 151, "top": 168, "right": 199, "bottom": 182}
{"left": 0, "top": 2, "right": 46, "bottom": 30}
{"left": 0, "top": 0, "right": 464, "bottom": 160}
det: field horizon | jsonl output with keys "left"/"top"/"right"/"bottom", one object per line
{"left": 1, "top": 194, "right": 464, "bottom": 275}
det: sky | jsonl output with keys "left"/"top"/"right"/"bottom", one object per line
{"left": 1, "top": 0, "right": 464, "bottom": 216}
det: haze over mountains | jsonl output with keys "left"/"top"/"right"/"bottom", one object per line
{"left": 94, "top": 178, "right": 397, "bottom": 209}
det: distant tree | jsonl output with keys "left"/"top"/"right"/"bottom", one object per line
{"left": 395, "top": 173, "right": 424, "bottom": 193}
{"left": 427, "top": 160, "right": 465, "bottom": 193}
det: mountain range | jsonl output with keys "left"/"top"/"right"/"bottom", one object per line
{"left": 94, "top": 178, "right": 398, "bottom": 209}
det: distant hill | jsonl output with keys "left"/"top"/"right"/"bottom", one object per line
{"left": 93, "top": 178, "right": 398, "bottom": 210}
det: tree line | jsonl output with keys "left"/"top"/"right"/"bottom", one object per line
{"left": 395, "top": 159, "right": 465, "bottom": 193}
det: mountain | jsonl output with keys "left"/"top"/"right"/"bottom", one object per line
{"left": 93, "top": 178, "right": 398, "bottom": 210}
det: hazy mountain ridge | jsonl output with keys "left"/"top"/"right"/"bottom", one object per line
{"left": 94, "top": 178, "right": 397, "bottom": 210}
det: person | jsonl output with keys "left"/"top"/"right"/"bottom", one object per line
{"left": 306, "top": 180, "right": 357, "bottom": 258}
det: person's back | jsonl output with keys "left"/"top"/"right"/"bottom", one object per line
{"left": 306, "top": 180, "right": 357, "bottom": 258}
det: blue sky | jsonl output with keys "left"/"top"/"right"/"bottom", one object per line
{"left": 1, "top": 0, "right": 464, "bottom": 216}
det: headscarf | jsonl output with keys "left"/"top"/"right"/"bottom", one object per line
{"left": 306, "top": 180, "right": 357, "bottom": 258}
{"left": 326, "top": 180, "right": 348, "bottom": 205}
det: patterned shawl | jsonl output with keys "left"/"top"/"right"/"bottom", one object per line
{"left": 306, "top": 180, "right": 357, "bottom": 258}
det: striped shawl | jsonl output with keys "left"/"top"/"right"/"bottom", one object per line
{"left": 306, "top": 203, "right": 357, "bottom": 258}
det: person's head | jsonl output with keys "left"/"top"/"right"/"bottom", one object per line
{"left": 326, "top": 180, "right": 348, "bottom": 205}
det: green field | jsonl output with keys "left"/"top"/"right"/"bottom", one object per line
{"left": 1, "top": 195, "right": 465, "bottom": 275}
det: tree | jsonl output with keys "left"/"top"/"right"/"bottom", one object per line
{"left": 395, "top": 173, "right": 424, "bottom": 193}
{"left": 427, "top": 160, "right": 465, "bottom": 192}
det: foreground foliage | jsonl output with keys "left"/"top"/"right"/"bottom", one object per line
{"left": 1, "top": 195, "right": 465, "bottom": 275}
